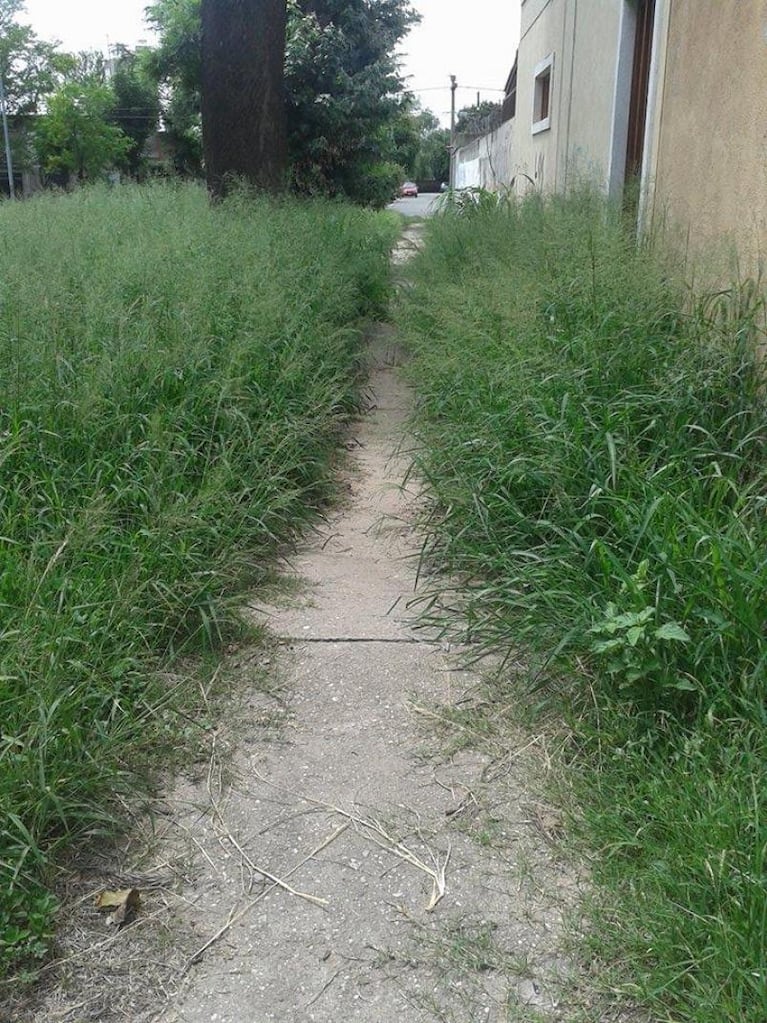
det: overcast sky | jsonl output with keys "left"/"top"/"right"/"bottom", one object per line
{"left": 20, "top": 0, "right": 521, "bottom": 125}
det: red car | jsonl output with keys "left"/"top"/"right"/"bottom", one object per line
{"left": 399, "top": 181, "right": 418, "bottom": 197}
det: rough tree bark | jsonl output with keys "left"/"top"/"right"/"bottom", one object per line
{"left": 200, "top": 0, "right": 287, "bottom": 199}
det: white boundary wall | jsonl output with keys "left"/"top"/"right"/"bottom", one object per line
{"left": 454, "top": 119, "right": 515, "bottom": 192}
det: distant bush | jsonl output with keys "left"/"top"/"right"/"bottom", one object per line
{"left": 347, "top": 161, "right": 404, "bottom": 209}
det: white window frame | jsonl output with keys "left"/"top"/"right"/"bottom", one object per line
{"left": 532, "top": 53, "right": 554, "bottom": 135}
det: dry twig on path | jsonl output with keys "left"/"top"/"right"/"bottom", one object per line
{"left": 252, "top": 770, "right": 451, "bottom": 912}
{"left": 204, "top": 734, "right": 328, "bottom": 909}
{"left": 180, "top": 823, "right": 349, "bottom": 975}
{"left": 303, "top": 969, "right": 341, "bottom": 1009}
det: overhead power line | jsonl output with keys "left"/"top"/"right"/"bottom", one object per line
{"left": 412, "top": 85, "right": 506, "bottom": 93}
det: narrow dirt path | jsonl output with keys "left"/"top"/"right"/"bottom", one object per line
{"left": 152, "top": 239, "right": 584, "bottom": 1022}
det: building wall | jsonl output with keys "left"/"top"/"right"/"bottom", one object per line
{"left": 650, "top": 0, "right": 767, "bottom": 273}
{"left": 564, "top": 1, "right": 626, "bottom": 191}
{"left": 455, "top": 141, "right": 480, "bottom": 189}
{"left": 512, "top": 0, "right": 567, "bottom": 191}
{"left": 507, "top": 0, "right": 632, "bottom": 195}
{"left": 454, "top": 119, "right": 515, "bottom": 190}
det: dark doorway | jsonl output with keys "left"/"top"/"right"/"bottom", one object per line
{"left": 625, "top": 0, "right": 657, "bottom": 183}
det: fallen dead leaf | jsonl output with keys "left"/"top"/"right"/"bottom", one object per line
{"left": 94, "top": 889, "right": 141, "bottom": 927}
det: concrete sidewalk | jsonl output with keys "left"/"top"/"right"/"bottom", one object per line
{"left": 155, "top": 312, "right": 580, "bottom": 1023}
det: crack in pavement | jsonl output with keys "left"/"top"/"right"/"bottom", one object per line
{"left": 278, "top": 637, "right": 423, "bottom": 646}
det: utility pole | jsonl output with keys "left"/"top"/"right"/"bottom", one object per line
{"left": 0, "top": 69, "right": 14, "bottom": 201}
{"left": 449, "top": 74, "right": 457, "bottom": 189}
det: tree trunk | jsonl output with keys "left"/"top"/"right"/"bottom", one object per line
{"left": 200, "top": 0, "right": 287, "bottom": 199}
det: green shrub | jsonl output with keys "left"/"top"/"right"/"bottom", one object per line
{"left": 346, "top": 160, "right": 404, "bottom": 209}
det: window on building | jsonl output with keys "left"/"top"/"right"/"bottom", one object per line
{"left": 532, "top": 54, "right": 554, "bottom": 134}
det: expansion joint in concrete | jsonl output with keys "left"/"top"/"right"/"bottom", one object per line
{"left": 277, "top": 636, "right": 423, "bottom": 646}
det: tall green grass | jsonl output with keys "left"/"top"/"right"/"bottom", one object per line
{"left": 398, "top": 189, "right": 767, "bottom": 1022}
{"left": 0, "top": 183, "right": 397, "bottom": 974}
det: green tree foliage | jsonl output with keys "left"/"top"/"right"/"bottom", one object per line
{"left": 0, "top": 0, "right": 70, "bottom": 117}
{"left": 455, "top": 99, "right": 503, "bottom": 137}
{"left": 410, "top": 108, "right": 449, "bottom": 182}
{"left": 285, "top": 0, "right": 419, "bottom": 202}
{"left": 414, "top": 129, "right": 449, "bottom": 182}
{"left": 144, "top": 0, "right": 420, "bottom": 204}
{"left": 144, "top": 0, "right": 200, "bottom": 96}
{"left": 109, "top": 47, "right": 160, "bottom": 178}
{"left": 376, "top": 97, "right": 420, "bottom": 177}
{"left": 144, "top": 0, "right": 203, "bottom": 175}
{"left": 380, "top": 103, "right": 449, "bottom": 184}
{"left": 35, "top": 80, "right": 130, "bottom": 180}
{"left": 59, "top": 49, "right": 107, "bottom": 85}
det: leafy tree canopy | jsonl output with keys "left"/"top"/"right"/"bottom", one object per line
{"left": 35, "top": 79, "right": 131, "bottom": 180}
{"left": 285, "top": 0, "right": 419, "bottom": 201}
{"left": 110, "top": 46, "right": 160, "bottom": 177}
{"left": 144, "top": 0, "right": 201, "bottom": 97}
{"left": 144, "top": 0, "right": 203, "bottom": 175}
{"left": 413, "top": 124, "right": 449, "bottom": 183}
{"left": 455, "top": 99, "right": 503, "bottom": 137}
{"left": 1, "top": 6, "right": 159, "bottom": 180}
{"left": 0, "top": 0, "right": 71, "bottom": 116}
{"left": 144, "top": 0, "right": 420, "bottom": 203}
{"left": 378, "top": 101, "right": 448, "bottom": 184}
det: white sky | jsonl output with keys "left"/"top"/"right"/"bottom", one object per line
{"left": 19, "top": 0, "right": 521, "bottom": 125}
{"left": 21, "top": 0, "right": 158, "bottom": 53}
{"left": 399, "top": 1, "right": 520, "bottom": 124}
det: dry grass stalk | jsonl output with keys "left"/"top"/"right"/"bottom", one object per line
{"left": 204, "top": 736, "right": 328, "bottom": 908}
{"left": 407, "top": 700, "right": 490, "bottom": 744}
{"left": 181, "top": 822, "right": 350, "bottom": 974}
{"left": 19, "top": 902, "right": 181, "bottom": 982}
{"left": 252, "top": 770, "right": 451, "bottom": 912}
{"left": 303, "top": 968, "right": 340, "bottom": 1009}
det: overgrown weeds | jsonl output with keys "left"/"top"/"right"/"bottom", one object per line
{"left": 0, "top": 182, "right": 397, "bottom": 975}
{"left": 398, "top": 188, "right": 767, "bottom": 1023}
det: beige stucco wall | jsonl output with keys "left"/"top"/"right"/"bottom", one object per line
{"left": 564, "top": 1, "right": 624, "bottom": 189}
{"left": 513, "top": 0, "right": 567, "bottom": 191}
{"left": 511, "top": 0, "right": 628, "bottom": 194}
{"left": 650, "top": 0, "right": 767, "bottom": 275}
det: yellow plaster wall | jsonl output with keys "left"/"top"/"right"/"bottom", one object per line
{"left": 652, "top": 0, "right": 767, "bottom": 273}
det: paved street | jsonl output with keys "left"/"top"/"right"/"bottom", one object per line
{"left": 387, "top": 191, "right": 441, "bottom": 218}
